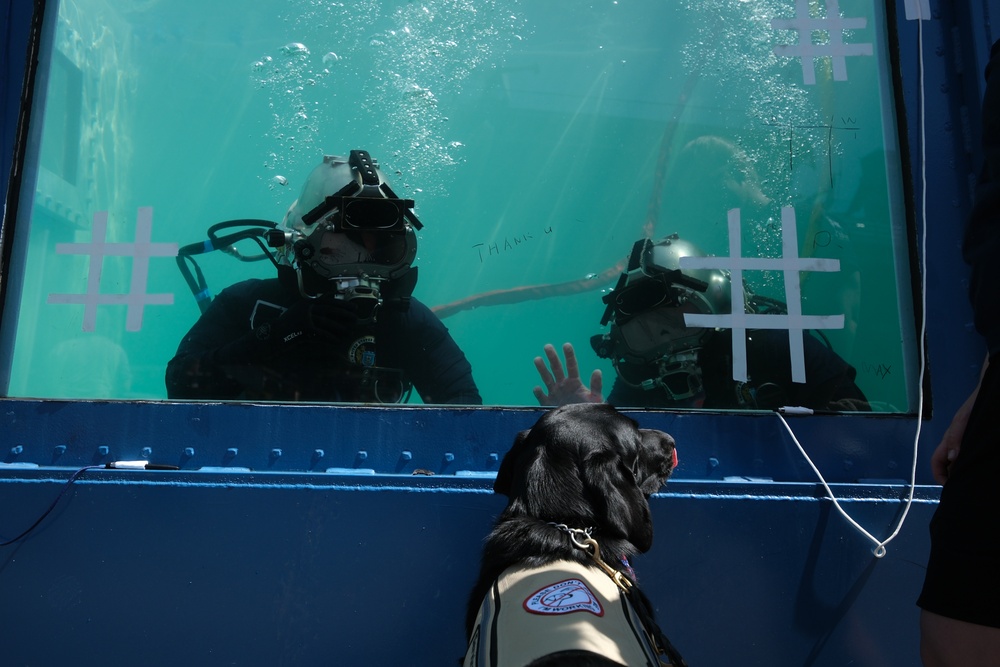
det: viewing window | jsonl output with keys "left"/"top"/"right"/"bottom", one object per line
{"left": 1, "top": 0, "right": 917, "bottom": 412}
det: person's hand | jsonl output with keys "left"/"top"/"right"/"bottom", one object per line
{"left": 930, "top": 381, "right": 979, "bottom": 485}
{"left": 533, "top": 342, "right": 604, "bottom": 407}
{"left": 931, "top": 358, "right": 988, "bottom": 484}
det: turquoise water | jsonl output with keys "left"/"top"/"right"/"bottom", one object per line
{"left": 8, "top": 0, "right": 913, "bottom": 409}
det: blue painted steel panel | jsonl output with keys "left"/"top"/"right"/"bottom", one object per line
{"left": 0, "top": 471, "right": 938, "bottom": 666}
{"left": 0, "top": 400, "right": 942, "bottom": 483}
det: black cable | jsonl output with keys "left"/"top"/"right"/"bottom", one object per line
{"left": 175, "top": 221, "right": 282, "bottom": 313}
{"left": 176, "top": 254, "right": 212, "bottom": 314}
{"left": 206, "top": 219, "right": 278, "bottom": 262}
{"left": 230, "top": 233, "right": 281, "bottom": 265}
{"left": 0, "top": 465, "right": 102, "bottom": 547}
{"left": 206, "top": 218, "right": 277, "bottom": 238}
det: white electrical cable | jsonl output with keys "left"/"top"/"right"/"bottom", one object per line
{"left": 775, "top": 13, "right": 928, "bottom": 559}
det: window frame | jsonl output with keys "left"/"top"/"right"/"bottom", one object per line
{"left": 0, "top": 0, "right": 986, "bottom": 487}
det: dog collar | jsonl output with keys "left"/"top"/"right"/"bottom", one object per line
{"left": 547, "top": 522, "right": 633, "bottom": 594}
{"left": 548, "top": 523, "right": 635, "bottom": 582}
{"left": 547, "top": 522, "right": 594, "bottom": 550}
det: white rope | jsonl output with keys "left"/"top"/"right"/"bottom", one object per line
{"left": 776, "top": 12, "right": 928, "bottom": 559}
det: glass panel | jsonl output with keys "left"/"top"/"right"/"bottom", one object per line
{"left": 2, "top": 0, "right": 916, "bottom": 411}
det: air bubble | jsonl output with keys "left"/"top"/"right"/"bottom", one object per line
{"left": 322, "top": 52, "right": 340, "bottom": 65}
{"left": 281, "top": 42, "right": 309, "bottom": 56}
{"left": 272, "top": 175, "right": 288, "bottom": 186}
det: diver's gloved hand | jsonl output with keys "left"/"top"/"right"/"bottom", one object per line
{"left": 213, "top": 297, "right": 359, "bottom": 365}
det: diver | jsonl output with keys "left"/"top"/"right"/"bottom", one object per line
{"left": 166, "top": 150, "right": 482, "bottom": 405}
{"left": 533, "top": 234, "right": 869, "bottom": 411}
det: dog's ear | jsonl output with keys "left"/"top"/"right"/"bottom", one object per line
{"left": 580, "top": 441, "right": 656, "bottom": 553}
{"left": 635, "top": 428, "right": 678, "bottom": 496}
{"left": 579, "top": 422, "right": 677, "bottom": 553}
{"left": 494, "top": 417, "right": 591, "bottom": 522}
{"left": 493, "top": 429, "right": 531, "bottom": 496}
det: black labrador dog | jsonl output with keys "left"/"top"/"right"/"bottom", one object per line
{"left": 464, "top": 403, "right": 686, "bottom": 667}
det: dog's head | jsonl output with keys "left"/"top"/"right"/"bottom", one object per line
{"left": 494, "top": 403, "right": 677, "bottom": 553}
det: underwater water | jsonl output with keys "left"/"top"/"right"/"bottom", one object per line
{"left": 6, "top": 0, "right": 914, "bottom": 410}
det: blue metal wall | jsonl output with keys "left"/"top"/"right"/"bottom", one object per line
{"left": 0, "top": 1, "right": 995, "bottom": 665}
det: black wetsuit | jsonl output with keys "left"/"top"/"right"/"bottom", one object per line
{"left": 607, "top": 328, "right": 869, "bottom": 411}
{"left": 166, "top": 277, "right": 481, "bottom": 405}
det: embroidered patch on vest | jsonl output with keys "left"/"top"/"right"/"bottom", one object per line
{"left": 348, "top": 335, "right": 377, "bottom": 367}
{"left": 523, "top": 578, "right": 604, "bottom": 616}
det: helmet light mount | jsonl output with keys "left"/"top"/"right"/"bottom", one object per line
{"left": 299, "top": 150, "right": 423, "bottom": 232}
{"left": 270, "top": 150, "right": 422, "bottom": 307}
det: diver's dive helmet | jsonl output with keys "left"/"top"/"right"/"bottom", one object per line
{"left": 269, "top": 150, "right": 422, "bottom": 311}
{"left": 592, "top": 234, "right": 732, "bottom": 401}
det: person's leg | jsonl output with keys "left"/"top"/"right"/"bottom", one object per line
{"left": 920, "top": 610, "right": 1000, "bottom": 667}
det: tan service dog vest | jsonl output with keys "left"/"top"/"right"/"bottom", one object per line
{"left": 465, "top": 559, "right": 660, "bottom": 667}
